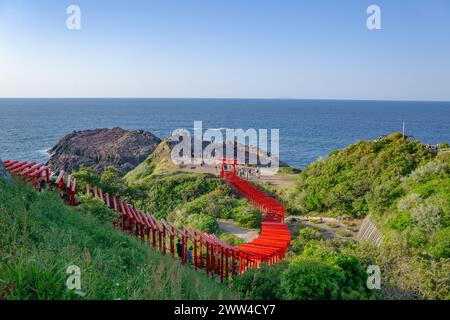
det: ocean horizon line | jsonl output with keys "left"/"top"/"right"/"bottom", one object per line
{"left": 0, "top": 97, "right": 449, "bottom": 103}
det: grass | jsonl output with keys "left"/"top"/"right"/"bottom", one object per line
{"left": 0, "top": 179, "right": 239, "bottom": 300}
{"left": 277, "top": 166, "right": 301, "bottom": 174}
{"left": 335, "top": 231, "right": 353, "bottom": 237}
{"left": 325, "top": 222, "right": 340, "bottom": 228}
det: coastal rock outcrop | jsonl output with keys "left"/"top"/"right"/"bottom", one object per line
{"left": 47, "top": 128, "right": 161, "bottom": 174}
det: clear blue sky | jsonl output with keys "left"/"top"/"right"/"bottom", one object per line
{"left": 0, "top": 0, "right": 449, "bottom": 100}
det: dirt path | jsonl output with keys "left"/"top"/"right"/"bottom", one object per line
{"left": 286, "top": 216, "right": 363, "bottom": 240}
{"left": 217, "top": 219, "right": 259, "bottom": 243}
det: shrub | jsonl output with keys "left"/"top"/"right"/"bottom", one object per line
{"left": 186, "top": 214, "right": 219, "bottom": 234}
{"left": 335, "top": 230, "right": 352, "bottom": 237}
{"left": 72, "top": 166, "right": 101, "bottom": 189}
{"left": 76, "top": 194, "right": 117, "bottom": 224}
{"left": 277, "top": 166, "right": 301, "bottom": 174}
{"left": 397, "top": 193, "right": 423, "bottom": 212}
{"left": 182, "top": 190, "right": 251, "bottom": 221}
{"left": 218, "top": 233, "right": 244, "bottom": 246}
{"left": 409, "top": 160, "right": 448, "bottom": 182}
{"left": 281, "top": 258, "right": 345, "bottom": 300}
{"left": 388, "top": 212, "right": 413, "bottom": 231}
{"left": 234, "top": 262, "right": 288, "bottom": 300}
{"left": 299, "top": 227, "right": 324, "bottom": 241}
{"left": 290, "top": 238, "right": 305, "bottom": 254}
{"left": 430, "top": 227, "right": 450, "bottom": 258}
{"left": 407, "top": 228, "right": 428, "bottom": 248}
{"left": 234, "top": 206, "right": 263, "bottom": 229}
{"left": 411, "top": 203, "right": 441, "bottom": 232}
{"left": 326, "top": 222, "right": 340, "bottom": 228}
{"left": 298, "top": 241, "right": 372, "bottom": 299}
{"left": 132, "top": 173, "right": 225, "bottom": 219}
{"left": 100, "top": 166, "right": 123, "bottom": 193}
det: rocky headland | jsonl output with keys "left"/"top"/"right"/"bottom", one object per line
{"left": 47, "top": 127, "right": 161, "bottom": 174}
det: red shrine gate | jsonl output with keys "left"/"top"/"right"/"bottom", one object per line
{"left": 218, "top": 158, "right": 290, "bottom": 263}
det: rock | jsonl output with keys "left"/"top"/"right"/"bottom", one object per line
{"left": 168, "top": 137, "right": 287, "bottom": 167}
{"left": 47, "top": 128, "right": 161, "bottom": 174}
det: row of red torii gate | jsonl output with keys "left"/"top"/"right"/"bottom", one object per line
{"left": 3, "top": 158, "right": 291, "bottom": 282}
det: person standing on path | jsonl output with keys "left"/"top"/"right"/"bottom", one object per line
{"left": 176, "top": 239, "right": 183, "bottom": 259}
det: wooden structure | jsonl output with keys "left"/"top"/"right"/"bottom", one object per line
{"left": 3, "top": 158, "right": 291, "bottom": 281}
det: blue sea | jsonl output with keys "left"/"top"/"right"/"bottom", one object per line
{"left": 0, "top": 99, "right": 449, "bottom": 169}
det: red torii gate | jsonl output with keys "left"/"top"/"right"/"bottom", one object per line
{"left": 219, "top": 157, "right": 238, "bottom": 178}
{"left": 218, "top": 158, "right": 291, "bottom": 267}
{"left": 4, "top": 158, "right": 290, "bottom": 281}
{"left": 3, "top": 160, "right": 50, "bottom": 191}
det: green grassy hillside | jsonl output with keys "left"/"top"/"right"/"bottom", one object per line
{"left": 292, "top": 133, "right": 432, "bottom": 217}
{"left": 0, "top": 178, "right": 238, "bottom": 300}
{"left": 258, "top": 134, "right": 449, "bottom": 299}
{"left": 377, "top": 151, "right": 450, "bottom": 259}
{"left": 119, "top": 141, "right": 263, "bottom": 234}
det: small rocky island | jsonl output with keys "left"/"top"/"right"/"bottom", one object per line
{"left": 47, "top": 127, "right": 161, "bottom": 174}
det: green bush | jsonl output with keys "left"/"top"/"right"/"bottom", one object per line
{"left": 218, "top": 232, "right": 244, "bottom": 246}
{"left": 277, "top": 166, "right": 301, "bottom": 174}
{"left": 430, "top": 227, "right": 450, "bottom": 258}
{"left": 72, "top": 166, "right": 125, "bottom": 195}
{"left": 294, "top": 134, "right": 431, "bottom": 217}
{"left": 130, "top": 173, "right": 225, "bottom": 219}
{"left": 281, "top": 258, "right": 344, "bottom": 300}
{"left": 234, "top": 262, "right": 288, "bottom": 300}
{"left": 234, "top": 206, "right": 264, "bottom": 229}
{"left": 72, "top": 166, "right": 101, "bottom": 189}
{"left": 299, "top": 227, "right": 324, "bottom": 241}
{"left": 335, "top": 230, "right": 352, "bottom": 237}
{"left": 186, "top": 214, "right": 219, "bottom": 234}
{"left": 100, "top": 166, "right": 123, "bottom": 193}
{"left": 388, "top": 212, "right": 412, "bottom": 231}
{"left": 76, "top": 194, "right": 118, "bottom": 224}
{"left": 326, "top": 222, "right": 340, "bottom": 228}
{"left": 182, "top": 189, "right": 251, "bottom": 221}
{"left": 298, "top": 241, "right": 372, "bottom": 299}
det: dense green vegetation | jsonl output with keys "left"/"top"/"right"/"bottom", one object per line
{"left": 233, "top": 134, "right": 449, "bottom": 300}
{"left": 235, "top": 236, "right": 375, "bottom": 300}
{"left": 378, "top": 152, "right": 450, "bottom": 258}
{"left": 292, "top": 133, "right": 432, "bottom": 217}
{"left": 3, "top": 133, "right": 448, "bottom": 300}
{"left": 0, "top": 178, "right": 238, "bottom": 300}
{"left": 72, "top": 148, "right": 262, "bottom": 241}
{"left": 73, "top": 167, "right": 262, "bottom": 233}
{"left": 122, "top": 144, "right": 263, "bottom": 231}
{"left": 275, "top": 134, "right": 449, "bottom": 300}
